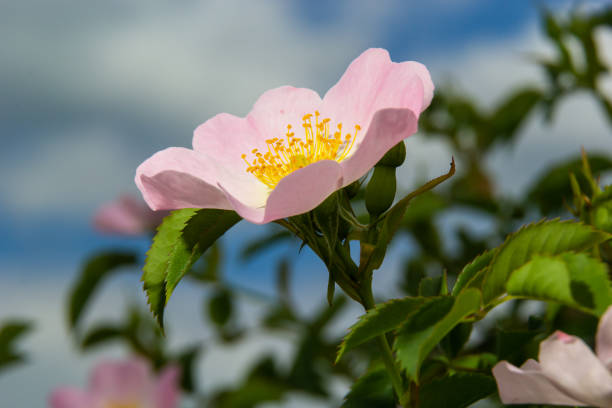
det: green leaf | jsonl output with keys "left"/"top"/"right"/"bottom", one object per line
{"left": 418, "top": 373, "right": 496, "bottom": 408}
{"left": 482, "top": 219, "right": 611, "bottom": 305}
{"left": 142, "top": 209, "right": 241, "bottom": 328}
{"left": 80, "top": 325, "right": 124, "bottom": 349}
{"left": 440, "top": 323, "right": 473, "bottom": 358}
{"left": 506, "top": 252, "right": 612, "bottom": 316}
{"left": 0, "top": 321, "right": 32, "bottom": 373}
{"left": 68, "top": 251, "right": 137, "bottom": 329}
{"left": 336, "top": 297, "right": 426, "bottom": 362}
{"left": 452, "top": 249, "right": 496, "bottom": 295}
{"left": 174, "top": 346, "right": 200, "bottom": 392}
{"left": 394, "top": 289, "right": 481, "bottom": 382}
{"left": 208, "top": 288, "right": 233, "bottom": 327}
{"left": 495, "top": 327, "right": 543, "bottom": 361}
{"left": 486, "top": 88, "right": 541, "bottom": 146}
{"left": 527, "top": 155, "right": 612, "bottom": 214}
{"left": 342, "top": 365, "right": 395, "bottom": 408}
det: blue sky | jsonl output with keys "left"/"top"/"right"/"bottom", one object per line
{"left": 2, "top": 0, "right": 612, "bottom": 406}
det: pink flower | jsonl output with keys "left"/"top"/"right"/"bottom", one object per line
{"left": 493, "top": 306, "right": 612, "bottom": 406}
{"left": 135, "top": 48, "right": 433, "bottom": 224}
{"left": 49, "top": 359, "right": 180, "bottom": 408}
{"left": 93, "top": 195, "right": 168, "bottom": 236}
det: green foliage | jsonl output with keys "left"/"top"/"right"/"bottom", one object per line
{"left": 68, "top": 251, "right": 137, "bottom": 329}
{"left": 342, "top": 365, "right": 395, "bottom": 408}
{"left": 208, "top": 288, "right": 233, "bottom": 327}
{"left": 363, "top": 159, "right": 455, "bottom": 274}
{"left": 336, "top": 297, "right": 426, "bottom": 362}
{"left": 488, "top": 88, "right": 541, "bottom": 144}
{"left": 506, "top": 252, "right": 612, "bottom": 316}
{"left": 452, "top": 249, "right": 496, "bottom": 296}
{"left": 142, "top": 208, "right": 240, "bottom": 328}
{"left": 418, "top": 373, "right": 497, "bottom": 408}
{"left": 481, "top": 219, "right": 611, "bottom": 304}
{"left": 527, "top": 155, "right": 612, "bottom": 214}
{"left": 394, "top": 289, "right": 481, "bottom": 382}
{"left": 419, "top": 272, "right": 448, "bottom": 297}
{"left": 495, "top": 326, "right": 543, "bottom": 362}
{"left": 80, "top": 325, "right": 124, "bottom": 349}
{"left": 593, "top": 185, "right": 612, "bottom": 233}
{"left": 0, "top": 321, "right": 32, "bottom": 374}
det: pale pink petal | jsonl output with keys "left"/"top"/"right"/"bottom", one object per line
{"left": 136, "top": 147, "right": 231, "bottom": 211}
{"left": 339, "top": 108, "right": 418, "bottom": 186}
{"left": 246, "top": 86, "right": 322, "bottom": 144}
{"left": 93, "top": 195, "right": 166, "bottom": 235}
{"left": 597, "top": 305, "right": 612, "bottom": 368}
{"left": 49, "top": 388, "right": 93, "bottom": 408}
{"left": 219, "top": 160, "right": 343, "bottom": 224}
{"left": 192, "top": 113, "right": 262, "bottom": 176}
{"left": 321, "top": 48, "right": 431, "bottom": 141}
{"left": 539, "top": 331, "right": 612, "bottom": 407}
{"left": 89, "top": 359, "right": 150, "bottom": 402}
{"left": 492, "top": 360, "right": 586, "bottom": 406}
{"left": 154, "top": 365, "right": 181, "bottom": 408}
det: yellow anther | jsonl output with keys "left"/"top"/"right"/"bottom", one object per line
{"left": 241, "top": 111, "right": 360, "bottom": 189}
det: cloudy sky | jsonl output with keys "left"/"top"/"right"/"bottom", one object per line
{"left": 2, "top": 0, "right": 612, "bottom": 406}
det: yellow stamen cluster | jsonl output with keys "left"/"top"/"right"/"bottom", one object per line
{"left": 242, "top": 111, "right": 360, "bottom": 189}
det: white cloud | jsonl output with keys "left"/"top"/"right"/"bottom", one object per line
{"left": 0, "top": 126, "right": 140, "bottom": 215}
{"left": 0, "top": 0, "right": 387, "bottom": 218}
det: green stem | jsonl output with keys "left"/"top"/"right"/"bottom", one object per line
{"left": 359, "top": 282, "right": 409, "bottom": 407}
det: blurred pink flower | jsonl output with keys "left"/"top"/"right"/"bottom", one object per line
{"left": 493, "top": 306, "right": 612, "bottom": 406}
{"left": 49, "top": 358, "right": 180, "bottom": 408}
{"left": 93, "top": 195, "right": 168, "bottom": 235}
{"left": 136, "top": 48, "right": 433, "bottom": 224}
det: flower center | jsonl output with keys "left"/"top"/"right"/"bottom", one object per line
{"left": 241, "top": 111, "right": 360, "bottom": 189}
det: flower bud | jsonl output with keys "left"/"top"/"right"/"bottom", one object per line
{"left": 377, "top": 141, "right": 406, "bottom": 167}
{"left": 365, "top": 166, "right": 397, "bottom": 216}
